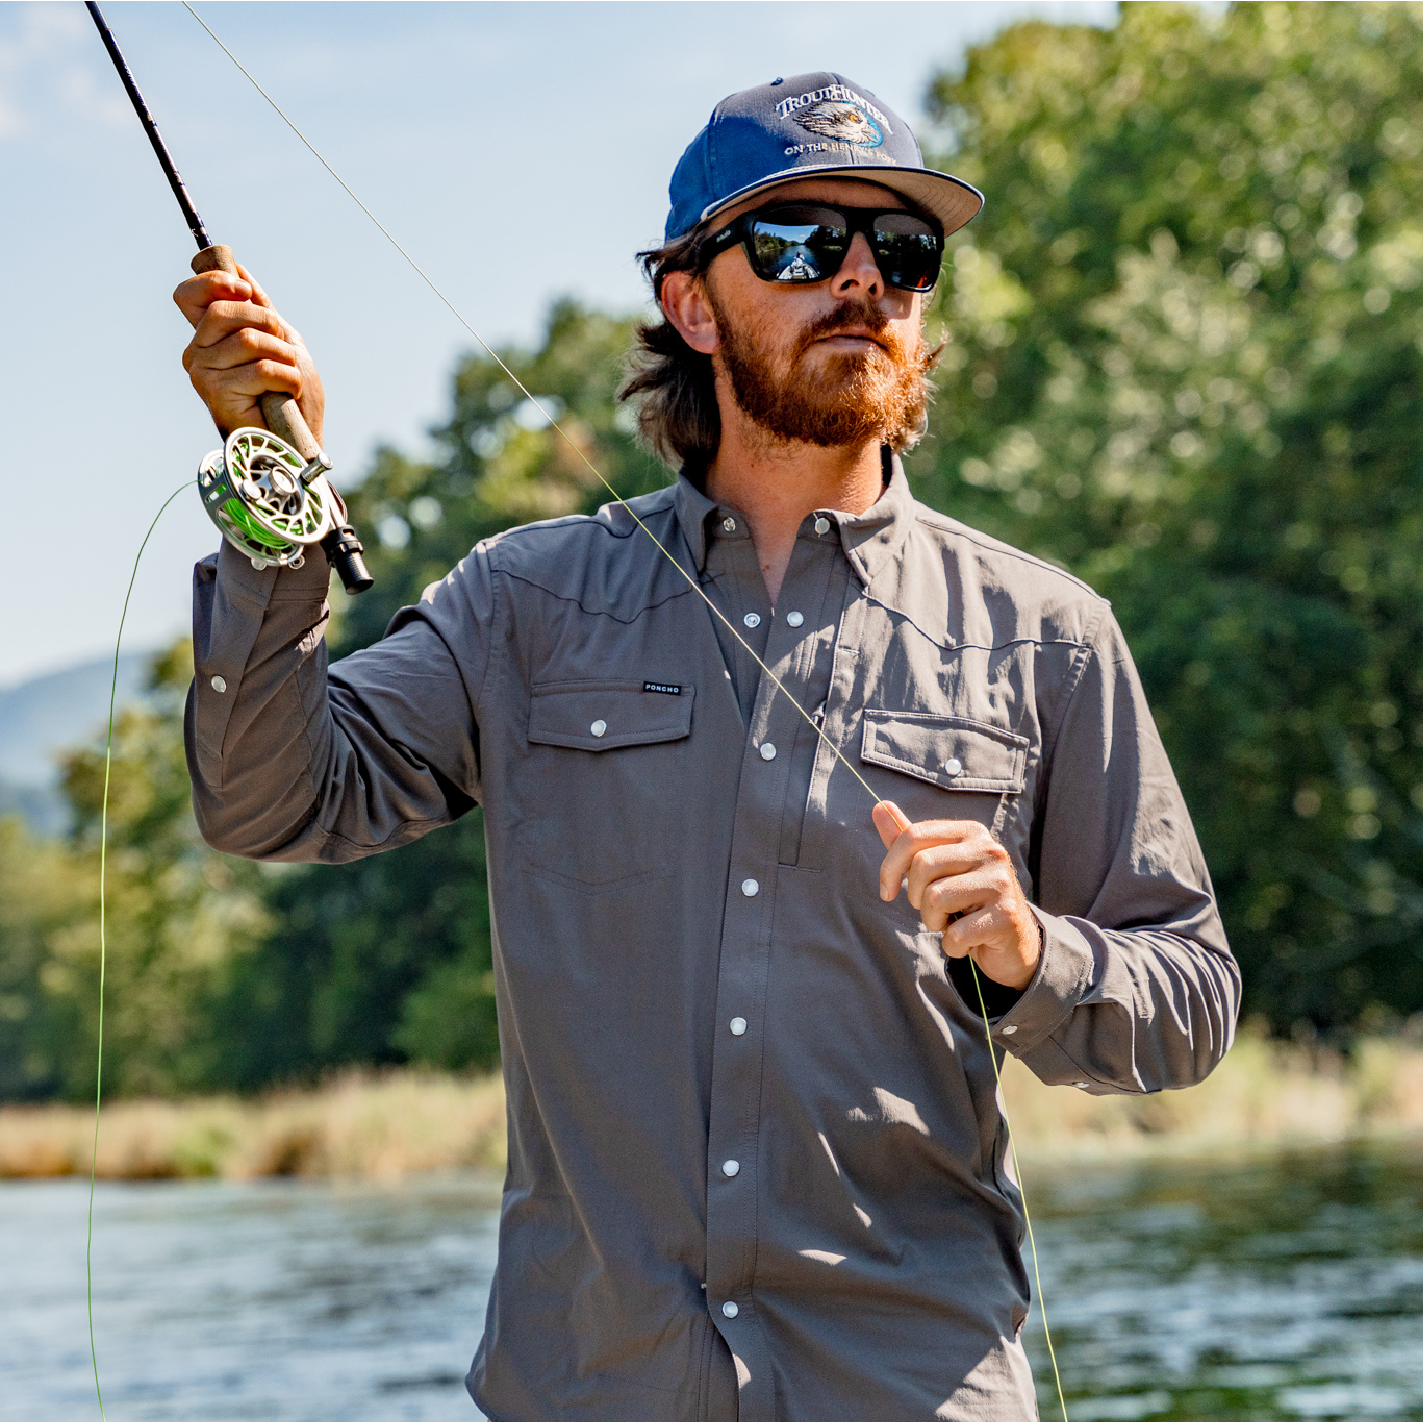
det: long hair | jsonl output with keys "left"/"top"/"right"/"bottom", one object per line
{"left": 619, "top": 225, "right": 721, "bottom": 473}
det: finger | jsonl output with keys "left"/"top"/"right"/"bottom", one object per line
{"left": 189, "top": 326, "right": 301, "bottom": 375}
{"left": 190, "top": 301, "right": 288, "bottom": 350}
{"left": 879, "top": 818, "right": 985, "bottom": 901}
{"left": 873, "top": 800, "right": 910, "bottom": 851}
{"left": 919, "top": 874, "right": 992, "bottom": 933}
{"left": 904, "top": 843, "right": 998, "bottom": 911}
{"left": 189, "top": 355, "right": 303, "bottom": 408}
{"left": 173, "top": 271, "right": 252, "bottom": 327}
{"left": 235, "top": 262, "right": 273, "bottom": 308}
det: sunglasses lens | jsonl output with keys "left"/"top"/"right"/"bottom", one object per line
{"left": 872, "top": 214, "right": 942, "bottom": 292}
{"left": 748, "top": 206, "right": 848, "bottom": 283}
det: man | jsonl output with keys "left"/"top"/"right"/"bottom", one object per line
{"left": 175, "top": 74, "right": 1239, "bottom": 1421}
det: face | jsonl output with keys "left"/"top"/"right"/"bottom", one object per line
{"left": 663, "top": 177, "right": 937, "bottom": 451}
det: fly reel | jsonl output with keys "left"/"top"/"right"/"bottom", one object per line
{"left": 197, "top": 426, "right": 343, "bottom": 571}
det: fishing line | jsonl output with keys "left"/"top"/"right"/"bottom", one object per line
{"left": 177, "top": 8, "right": 1068, "bottom": 1415}
{"left": 87, "top": 481, "right": 190, "bottom": 1422}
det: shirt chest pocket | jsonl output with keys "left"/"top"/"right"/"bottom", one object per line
{"left": 859, "top": 710, "right": 1028, "bottom": 826}
{"left": 519, "top": 680, "right": 695, "bottom": 891}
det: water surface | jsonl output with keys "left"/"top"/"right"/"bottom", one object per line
{"left": 3, "top": 1140, "right": 1422, "bottom": 1421}
{"left": 1025, "top": 1139, "right": 1423, "bottom": 1420}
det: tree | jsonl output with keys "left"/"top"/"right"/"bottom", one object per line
{"left": 912, "top": 1, "right": 1423, "bottom": 1028}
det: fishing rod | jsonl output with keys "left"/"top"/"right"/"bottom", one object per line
{"left": 84, "top": 0, "right": 373, "bottom": 595}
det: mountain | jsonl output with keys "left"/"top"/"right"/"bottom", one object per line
{"left": 0, "top": 653, "right": 150, "bottom": 835}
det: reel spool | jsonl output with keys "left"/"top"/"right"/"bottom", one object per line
{"left": 197, "top": 427, "right": 343, "bottom": 570}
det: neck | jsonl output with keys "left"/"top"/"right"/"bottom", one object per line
{"left": 704, "top": 406, "right": 885, "bottom": 605}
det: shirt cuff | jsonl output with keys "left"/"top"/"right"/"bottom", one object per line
{"left": 215, "top": 537, "right": 332, "bottom": 605}
{"left": 987, "top": 906, "right": 1094, "bottom": 1052}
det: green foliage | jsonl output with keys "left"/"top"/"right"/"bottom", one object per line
{"left": 0, "top": 646, "right": 268, "bottom": 1099}
{"left": 910, "top": 1, "right": 1423, "bottom": 1027}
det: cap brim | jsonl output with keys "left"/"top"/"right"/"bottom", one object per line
{"left": 701, "top": 165, "right": 984, "bottom": 238}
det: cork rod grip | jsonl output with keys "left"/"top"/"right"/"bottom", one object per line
{"left": 190, "top": 244, "right": 321, "bottom": 461}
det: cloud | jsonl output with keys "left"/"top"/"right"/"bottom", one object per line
{"left": 0, "top": 2, "right": 126, "bottom": 140}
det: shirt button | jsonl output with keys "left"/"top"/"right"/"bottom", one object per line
{"left": 741, "top": 878, "right": 759, "bottom": 897}
{"left": 590, "top": 719, "right": 607, "bottom": 737}
{"left": 743, "top": 612, "right": 761, "bottom": 628}
{"left": 722, "top": 1300, "right": 739, "bottom": 1319}
{"left": 210, "top": 675, "right": 227, "bottom": 694}
{"left": 722, "top": 1159, "right": 740, "bottom": 1177}
{"left": 722, "top": 516, "right": 737, "bottom": 533}
{"left": 729, "top": 1017, "right": 747, "bottom": 1036}
{"left": 943, "top": 757, "right": 963, "bottom": 776}
{"left": 785, "top": 611, "right": 804, "bottom": 628}
{"left": 1002, "top": 1025, "right": 1018, "bottom": 1036}
{"left": 1075, "top": 1081, "right": 1090, "bottom": 1090}
{"left": 813, "top": 516, "right": 830, "bottom": 535}
{"left": 759, "top": 742, "right": 777, "bottom": 761}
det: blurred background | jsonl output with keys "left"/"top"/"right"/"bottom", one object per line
{"left": 4, "top": 2, "right": 1423, "bottom": 1420}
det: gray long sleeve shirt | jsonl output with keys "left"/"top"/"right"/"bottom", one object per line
{"left": 186, "top": 456, "right": 1239, "bottom": 1421}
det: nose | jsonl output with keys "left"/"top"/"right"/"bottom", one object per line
{"left": 831, "top": 230, "right": 884, "bottom": 298}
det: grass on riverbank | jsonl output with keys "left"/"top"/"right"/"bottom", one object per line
{"left": 0, "top": 1070, "right": 506, "bottom": 1181}
{"left": 2, "top": 1031, "right": 1421, "bottom": 1180}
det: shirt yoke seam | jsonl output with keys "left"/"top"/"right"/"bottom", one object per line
{"left": 911, "top": 513, "right": 1107, "bottom": 601}
{"left": 495, "top": 567, "right": 703, "bottom": 625}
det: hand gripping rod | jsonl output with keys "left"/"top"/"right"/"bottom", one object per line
{"left": 85, "top": 0, "right": 372, "bottom": 594}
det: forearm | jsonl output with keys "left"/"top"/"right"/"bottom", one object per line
{"left": 995, "top": 907, "right": 1240, "bottom": 1093}
{"left": 186, "top": 542, "right": 479, "bottom": 863}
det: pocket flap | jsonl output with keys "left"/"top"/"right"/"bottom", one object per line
{"left": 860, "top": 710, "right": 1027, "bottom": 794}
{"left": 529, "top": 679, "right": 694, "bottom": 751}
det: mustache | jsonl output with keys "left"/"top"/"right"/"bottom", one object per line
{"left": 794, "top": 299, "right": 904, "bottom": 359}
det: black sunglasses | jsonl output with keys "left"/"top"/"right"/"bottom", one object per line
{"left": 706, "top": 202, "right": 944, "bottom": 293}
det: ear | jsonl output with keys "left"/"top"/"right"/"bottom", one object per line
{"left": 660, "top": 270, "right": 721, "bottom": 356}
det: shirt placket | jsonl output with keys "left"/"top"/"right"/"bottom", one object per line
{"left": 703, "top": 517, "right": 845, "bottom": 1422}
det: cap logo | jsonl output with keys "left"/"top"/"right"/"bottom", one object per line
{"left": 791, "top": 98, "right": 884, "bottom": 150}
{"left": 775, "top": 83, "right": 892, "bottom": 136}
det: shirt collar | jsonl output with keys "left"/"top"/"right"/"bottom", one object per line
{"left": 674, "top": 448, "right": 914, "bottom": 586}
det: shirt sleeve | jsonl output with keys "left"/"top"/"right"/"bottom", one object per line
{"left": 993, "top": 607, "right": 1241, "bottom": 1093}
{"left": 185, "top": 538, "right": 493, "bottom": 864}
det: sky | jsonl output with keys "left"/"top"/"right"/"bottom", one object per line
{"left": 0, "top": 0, "right": 1119, "bottom": 689}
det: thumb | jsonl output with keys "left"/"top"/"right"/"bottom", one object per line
{"left": 872, "top": 799, "right": 910, "bottom": 850}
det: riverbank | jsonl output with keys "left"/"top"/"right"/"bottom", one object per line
{"left": 3, "top": 1032, "right": 1421, "bottom": 1179}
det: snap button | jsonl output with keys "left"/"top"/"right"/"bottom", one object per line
{"left": 729, "top": 1017, "right": 747, "bottom": 1036}
{"left": 785, "top": 611, "right": 804, "bottom": 628}
{"left": 743, "top": 612, "right": 761, "bottom": 628}
{"left": 722, "top": 1300, "right": 739, "bottom": 1319}
{"left": 1002, "top": 1025, "right": 1018, "bottom": 1036}
{"left": 722, "top": 1159, "right": 740, "bottom": 1177}
{"left": 813, "top": 516, "right": 830, "bottom": 535}
{"left": 741, "top": 878, "right": 759, "bottom": 897}
{"left": 590, "top": 719, "right": 607, "bottom": 738}
{"left": 210, "top": 675, "right": 227, "bottom": 694}
{"left": 722, "top": 516, "right": 737, "bottom": 533}
{"left": 943, "top": 757, "right": 963, "bottom": 777}
{"left": 759, "top": 743, "right": 777, "bottom": 761}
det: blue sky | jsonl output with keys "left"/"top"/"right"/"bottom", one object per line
{"left": 0, "top": 0, "right": 1118, "bottom": 687}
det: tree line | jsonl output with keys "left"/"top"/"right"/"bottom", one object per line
{"left": 4, "top": 1, "right": 1423, "bottom": 1099}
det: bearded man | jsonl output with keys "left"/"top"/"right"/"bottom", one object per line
{"left": 175, "top": 74, "right": 1239, "bottom": 1421}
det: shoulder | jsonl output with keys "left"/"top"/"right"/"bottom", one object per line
{"left": 904, "top": 498, "right": 1109, "bottom": 650}
{"left": 468, "top": 485, "right": 688, "bottom": 616}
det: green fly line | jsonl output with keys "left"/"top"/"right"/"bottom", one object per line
{"left": 75, "top": 9, "right": 1072, "bottom": 1419}
{"left": 88, "top": 481, "right": 189, "bottom": 1421}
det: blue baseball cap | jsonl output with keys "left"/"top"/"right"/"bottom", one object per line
{"left": 665, "top": 71, "right": 983, "bottom": 242}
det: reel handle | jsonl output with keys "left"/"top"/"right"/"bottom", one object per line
{"left": 191, "top": 244, "right": 320, "bottom": 460}
{"left": 191, "top": 244, "right": 374, "bottom": 597}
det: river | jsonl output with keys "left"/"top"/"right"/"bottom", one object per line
{"left": 2, "top": 1140, "right": 1421, "bottom": 1421}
